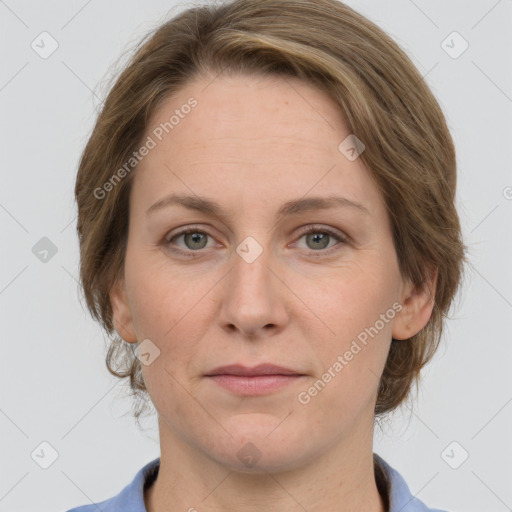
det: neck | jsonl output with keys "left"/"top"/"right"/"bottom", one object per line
{"left": 145, "top": 419, "right": 387, "bottom": 512}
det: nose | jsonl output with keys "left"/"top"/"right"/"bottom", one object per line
{"left": 218, "top": 243, "right": 289, "bottom": 339}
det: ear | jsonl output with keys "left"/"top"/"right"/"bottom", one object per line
{"left": 109, "top": 276, "right": 137, "bottom": 343}
{"left": 392, "top": 265, "right": 438, "bottom": 341}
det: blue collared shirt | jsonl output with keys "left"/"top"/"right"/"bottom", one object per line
{"left": 66, "top": 454, "right": 448, "bottom": 512}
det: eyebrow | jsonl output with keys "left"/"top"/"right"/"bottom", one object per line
{"left": 146, "top": 193, "right": 370, "bottom": 219}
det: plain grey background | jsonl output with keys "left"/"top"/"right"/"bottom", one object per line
{"left": 1, "top": 1, "right": 511, "bottom": 511}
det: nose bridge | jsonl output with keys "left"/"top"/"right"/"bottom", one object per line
{"left": 219, "top": 236, "right": 286, "bottom": 336}
{"left": 234, "top": 242, "right": 271, "bottom": 294}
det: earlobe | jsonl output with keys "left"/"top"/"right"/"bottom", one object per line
{"left": 109, "top": 278, "right": 137, "bottom": 343}
{"left": 392, "top": 266, "right": 438, "bottom": 341}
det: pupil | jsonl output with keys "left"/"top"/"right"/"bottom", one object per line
{"left": 309, "top": 232, "right": 329, "bottom": 249}
{"left": 187, "top": 232, "right": 206, "bottom": 249}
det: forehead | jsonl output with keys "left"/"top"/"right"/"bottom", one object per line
{"left": 131, "top": 72, "right": 384, "bottom": 218}
{"left": 150, "top": 72, "right": 346, "bottom": 153}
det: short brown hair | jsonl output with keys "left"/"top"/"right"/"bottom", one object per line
{"left": 75, "top": 0, "right": 468, "bottom": 423}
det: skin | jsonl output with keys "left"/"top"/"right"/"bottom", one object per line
{"left": 109, "top": 72, "right": 437, "bottom": 512}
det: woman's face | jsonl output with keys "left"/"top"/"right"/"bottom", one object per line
{"left": 110, "top": 72, "right": 433, "bottom": 472}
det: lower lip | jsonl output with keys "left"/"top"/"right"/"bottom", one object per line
{"left": 207, "top": 374, "right": 304, "bottom": 395}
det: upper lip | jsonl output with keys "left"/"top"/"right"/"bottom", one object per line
{"left": 205, "top": 364, "right": 304, "bottom": 377}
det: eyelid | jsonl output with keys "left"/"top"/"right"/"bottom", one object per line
{"left": 293, "top": 224, "right": 347, "bottom": 240}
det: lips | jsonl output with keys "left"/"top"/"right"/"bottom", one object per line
{"left": 205, "top": 364, "right": 306, "bottom": 396}
{"left": 205, "top": 363, "right": 304, "bottom": 377}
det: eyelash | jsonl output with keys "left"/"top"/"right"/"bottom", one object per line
{"left": 164, "top": 224, "right": 347, "bottom": 258}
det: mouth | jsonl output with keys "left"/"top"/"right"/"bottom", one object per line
{"left": 205, "top": 364, "right": 307, "bottom": 395}
{"left": 205, "top": 363, "right": 305, "bottom": 377}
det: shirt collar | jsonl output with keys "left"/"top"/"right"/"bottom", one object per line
{"left": 374, "top": 453, "right": 447, "bottom": 512}
{"left": 75, "top": 454, "right": 445, "bottom": 512}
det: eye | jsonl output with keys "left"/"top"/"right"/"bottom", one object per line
{"left": 164, "top": 224, "right": 347, "bottom": 258}
{"left": 293, "top": 225, "right": 347, "bottom": 255}
{"left": 165, "top": 227, "right": 217, "bottom": 256}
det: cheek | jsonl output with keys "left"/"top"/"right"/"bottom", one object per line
{"left": 305, "top": 263, "right": 396, "bottom": 397}
{"left": 125, "top": 256, "right": 222, "bottom": 383}
{"left": 133, "top": 273, "right": 207, "bottom": 419}
{"left": 315, "top": 264, "right": 396, "bottom": 344}
{"left": 125, "top": 247, "right": 212, "bottom": 340}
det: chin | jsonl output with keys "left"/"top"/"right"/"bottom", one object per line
{"left": 204, "top": 420, "right": 313, "bottom": 474}
{"left": 216, "top": 444, "right": 308, "bottom": 475}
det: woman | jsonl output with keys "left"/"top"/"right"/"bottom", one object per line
{"left": 68, "top": 0, "right": 467, "bottom": 510}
